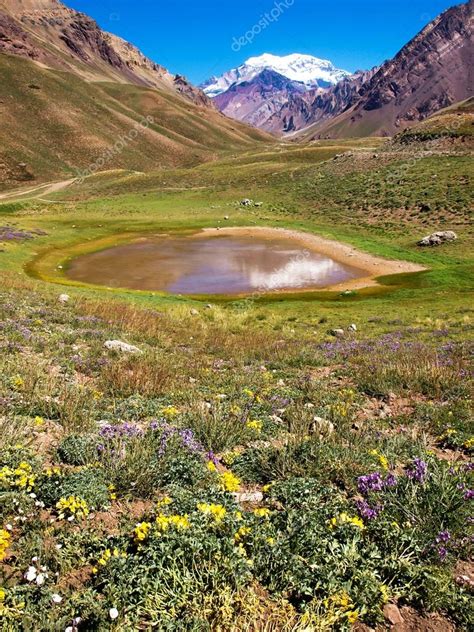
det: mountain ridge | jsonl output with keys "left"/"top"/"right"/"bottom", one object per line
{"left": 208, "top": 3, "right": 473, "bottom": 138}
{"left": 0, "top": 0, "right": 272, "bottom": 188}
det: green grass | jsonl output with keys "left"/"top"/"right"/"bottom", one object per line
{"left": 0, "top": 133, "right": 473, "bottom": 630}
{"left": 0, "top": 54, "right": 271, "bottom": 190}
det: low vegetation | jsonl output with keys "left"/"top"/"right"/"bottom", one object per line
{"left": 0, "top": 122, "right": 473, "bottom": 630}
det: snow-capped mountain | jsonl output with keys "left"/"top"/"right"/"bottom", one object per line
{"left": 201, "top": 53, "right": 351, "bottom": 97}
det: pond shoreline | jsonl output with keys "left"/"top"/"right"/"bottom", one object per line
{"left": 201, "top": 227, "right": 427, "bottom": 292}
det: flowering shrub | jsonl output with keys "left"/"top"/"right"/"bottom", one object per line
{"left": 219, "top": 471, "right": 241, "bottom": 493}
{"left": 0, "top": 462, "right": 36, "bottom": 492}
{"left": 39, "top": 467, "right": 110, "bottom": 511}
{"left": 56, "top": 496, "right": 89, "bottom": 521}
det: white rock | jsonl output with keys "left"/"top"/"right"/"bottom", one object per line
{"left": 233, "top": 491, "right": 264, "bottom": 503}
{"left": 104, "top": 340, "right": 141, "bottom": 354}
{"left": 58, "top": 294, "right": 70, "bottom": 304}
{"left": 190, "top": 309, "right": 199, "bottom": 316}
{"left": 313, "top": 416, "right": 335, "bottom": 435}
{"left": 330, "top": 328, "right": 345, "bottom": 338}
{"left": 418, "top": 230, "right": 457, "bottom": 247}
{"left": 348, "top": 323, "right": 357, "bottom": 332}
{"left": 52, "top": 594, "right": 62, "bottom": 604}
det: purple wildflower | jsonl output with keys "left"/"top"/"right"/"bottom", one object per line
{"left": 464, "top": 489, "right": 474, "bottom": 500}
{"left": 436, "top": 530, "right": 451, "bottom": 544}
{"left": 357, "top": 472, "right": 384, "bottom": 494}
{"left": 99, "top": 422, "right": 143, "bottom": 439}
{"left": 438, "top": 547, "right": 448, "bottom": 561}
{"left": 356, "top": 499, "right": 382, "bottom": 520}
{"left": 357, "top": 471, "right": 397, "bottom": 495}
{"left": 405, "top": 457, "right": 428, "bottom": 483}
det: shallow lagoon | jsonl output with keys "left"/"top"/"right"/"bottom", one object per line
{"left": 67, "top": 232, "right": 366, "bottom": 295}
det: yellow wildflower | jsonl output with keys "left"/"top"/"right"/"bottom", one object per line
{"left": 156, "top": 513, "right": 190, "bottom": 532}
{"left": 246, "top": 419, "right": 263, "bottom": 434}
{"left": 253, "top": 508, "right": 271, "bottom": 518}
{"left": 134, "top": 522, "right": 152, "bottom": 543}
{"left": 34, "top": 416, "right": 45, "bottom": 427}
{"left": 161, "top": 405, "right": 179, "bottom": 419}
{"left": 464, "top": 437, "right": 474, "bottom": 449}
{"left": 330, "top": 513, "right": 365, "bottom": 530}
{"left": 262, "top": 483, "right": 273, "bottom": 493}
{"left": 346, "top": 611, "right": 359, "bottom": 624}
{"left": 93, "top": 547, "right": 126, "bottom": 573}
{"left": 222, "top": 450, "right": 241, "bottom": 465}
{"left": 56, "top": 496, "right": 89, "bottom": 520}
{"left": 197, "top": 503, "right": 227, "bottom": 524}
{"left": 380, "top": 584, "right": 390, "bottom": 604}
{"left": 243, "top": 389, "right": 254, "bottom": 398}
{"left": 157, "top": 496, "right": 173, "bottom": 508}
{"left": 10, "top": 376, "right": 24, "bottom": 390}
{"left": 219, "top": 471, "right": 241, "bottom": 492}
{"left": 0, "top": 529, "right": 11, "bottom": 561}
{"left": 234, "top": 526, "right": 251, "bottom": 542}
{"left": 207, "top": 460, "right": 217, "bottom": 473}
{"left": 45, "top": 467, "right": 61, "bottom": 478}
{"left": 1, "top": 463, "right": 36, "bottom": 491}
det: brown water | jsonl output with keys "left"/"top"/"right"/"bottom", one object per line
{"left": 67, "top": 233, "right": 366, "bottom": 295}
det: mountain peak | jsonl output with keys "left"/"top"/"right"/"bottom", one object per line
{"left": 201, "top": 53, "right": 351, "bottom": 97}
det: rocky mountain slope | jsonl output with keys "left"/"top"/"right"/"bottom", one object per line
{"left": 295, "top": 0, "right": 474, "bottom": 139}
{"left": 0, "top": 0, "right": 212, "bottom": 105}
{"left": 213, "top": 69, "right": 309, "bottom": 131}
{"left": 210, "top": 2, "right": 473, "bottom": 138}
{"left": 0, "top": 0, "right": 271, "bottom": 188}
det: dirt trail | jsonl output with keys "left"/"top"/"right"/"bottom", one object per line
{"left": 0, "top": 178, "right": 77, "bottom": 201}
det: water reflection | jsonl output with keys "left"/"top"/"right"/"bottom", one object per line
{"left": 67, "top": 233, "right": 365, "bottom": 294}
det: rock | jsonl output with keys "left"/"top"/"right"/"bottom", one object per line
{"left": 58, "top": 294, "right": 70, "bottom": 304}
{"left": 240, "top": 198, "right": 253, "bottom": 206}
{"left": 233, "top": 491, "right": 263, "bottom": 503}
{"left": 330, "top": 328, "right": 345, "bottom": 338}
{"left": 418, "top": 230, "right": 457, "bottom": 247}
{"left": 312, "top": 416, "right": 335, "bottom": 435}
{"left": 254, "top": 202, "right": 263, "bottom": 207}
{"left": 224, "top": 215, "right": 229, "bottom": 220}
{"left": 205, "top": 304, "right": 213, "bottom": 309}
{"left": 383, "top": 604, "right": 404, "bottom": 625}
{"left": 348, "top": 323, "right": 357, "bottom": 332}
{"left": 190, "top": 309, "right": 199, "bottom": 316}
{"left": 104, "top": 340, "right": 141, "bottom": 354}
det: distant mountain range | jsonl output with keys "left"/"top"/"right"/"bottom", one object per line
{"left": 204, "top": 2, "right": 473, "bottom": 138}
{"left": 201, "top": 53, "right": 351, "bottom": 97}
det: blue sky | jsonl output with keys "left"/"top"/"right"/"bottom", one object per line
{"left": 68, "top": 0, "right": 459, "bottom": 84}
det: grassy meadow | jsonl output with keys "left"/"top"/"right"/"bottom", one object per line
{"left": 0, "top": 129, "right": 473, "bottom": 630}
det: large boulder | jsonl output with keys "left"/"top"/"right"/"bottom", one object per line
{"left": 417, "top": 231, "right": 457, "bottom": 247}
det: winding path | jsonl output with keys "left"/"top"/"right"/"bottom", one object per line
{"left": 0, "top": 178, "right": 77, "bottom": 202}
